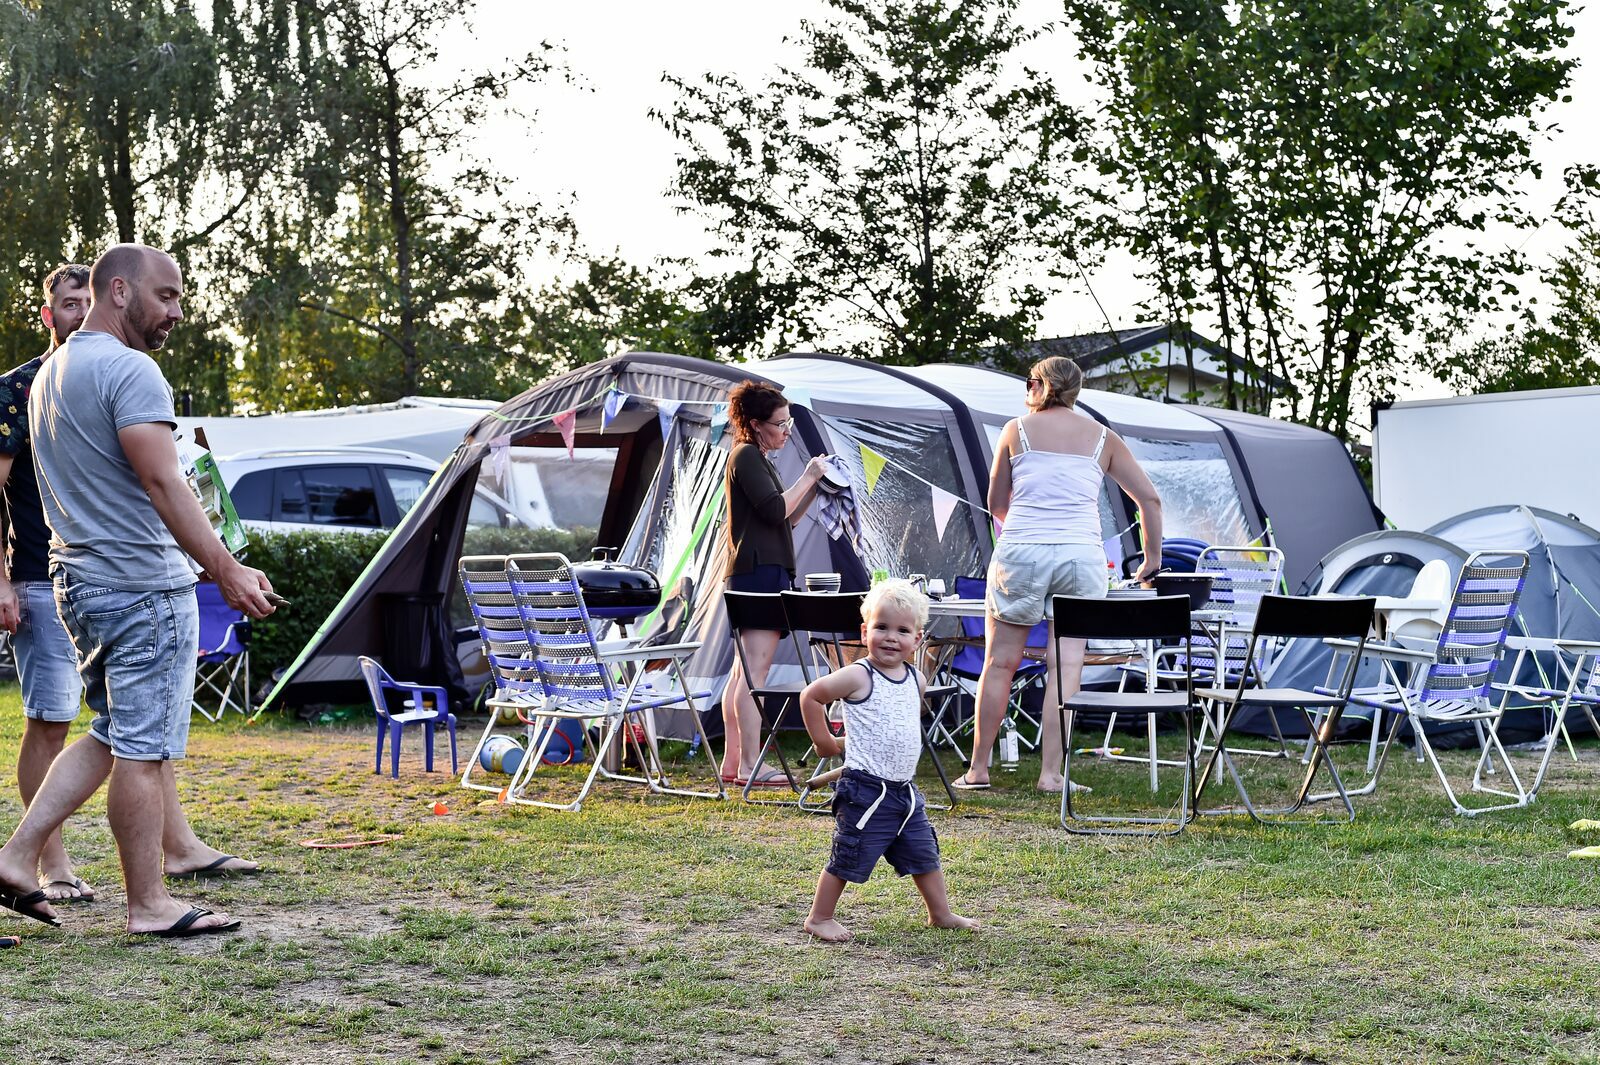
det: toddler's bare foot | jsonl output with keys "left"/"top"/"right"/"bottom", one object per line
{"left": 929, "top": 912, "right": 980, "bottom": 932}
{"left": 804, "top": 916, "right": 853, "bottom": 943}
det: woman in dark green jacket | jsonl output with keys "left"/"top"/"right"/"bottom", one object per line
{"left": 721, "top": 380, "right": 829, "bottom": 785}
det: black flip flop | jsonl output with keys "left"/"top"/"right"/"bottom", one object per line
{"left": 0, "top": 886, "right": 63, "bottom": 927}
{"left": 140, "top": 907, "right": 241, "bottom": 939}
{"left": 166, "top": 855, "right": 260, "bottom": 880}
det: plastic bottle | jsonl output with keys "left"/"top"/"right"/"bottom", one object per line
{"left": 1000, "top": 719, "right": 1020, "bottom": 771}
{"left": 1108, "top": 559, "right": 1118, "bottom": 591}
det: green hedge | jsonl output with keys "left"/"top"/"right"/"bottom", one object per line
{"left": 245, "top": 529, "right": 386, "bottom": 685}
{"left": 246, "top": 525, "right": 601, "bottom": 684}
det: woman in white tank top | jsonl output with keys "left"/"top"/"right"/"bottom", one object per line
{"left": 954, "top": 357, "right": 1164, "bottom": 793}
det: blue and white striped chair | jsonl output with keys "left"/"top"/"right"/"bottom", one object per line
{"left": 1316, "top": 550, "right": 1531, "bottom": 817}
{"left": 499, "top": 553, "right": 723, "bottom": 811}
{"left": 458, "top": 554, "right": 548, "bottom": 796}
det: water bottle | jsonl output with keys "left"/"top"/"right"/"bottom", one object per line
{"left": 1000, "top": 719, "right": 1020, "bottom": 771}
{"left": 1107, "top": 559, "right": 1118, "bottom": 591}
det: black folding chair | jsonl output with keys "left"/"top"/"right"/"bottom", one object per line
{"left": 1193, "top": 595, "right": 1376, "bottom": 824}
{"left": 781, "top": 591, "right": 958, "bottom": 812}
{"left": 723, "top": 591, "right": 804, "bottom": 806}
{"left": 1055, "top": 594, "right": 1198, "bottom": 836}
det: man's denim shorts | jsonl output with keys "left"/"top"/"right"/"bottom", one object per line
{"left": 987, "top": 541, "right": 1108, "bottom": 627}
{"left": 825, "top": 768, "right": 941, "bottom": 885}
{"left": 53, "top": 570, "right": 199, "bottom": 762}
{"left": 14, "top": 580, "right": 84, "bottom": 723}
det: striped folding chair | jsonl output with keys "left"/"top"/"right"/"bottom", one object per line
{"left": 1102, "top": 546, "right": 1286, "bottom": 780}
{"left": 500, "top": 553, "right": 723, "bottom": 812}
{"left": 1314, "top": 550, "right": 1531, "bottom": 817}
{"left": 1493, "top": 636, "right": 1600, "bottom": 800}
{"left": 458, "top": 554, "right": 548, "bottom": 796}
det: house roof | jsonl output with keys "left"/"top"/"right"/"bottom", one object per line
{"left": 1019, "top": 323, "right": 1290, "bottom": 393}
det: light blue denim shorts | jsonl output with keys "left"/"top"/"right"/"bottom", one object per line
{"left": 53, "top": 570, "right": 199, "bottom": 761}
{"left": 14, "top": 580, "right": 84, "bottom": 722}
{"left": 987, "top": 541, "right": 1108, "bottom": 627}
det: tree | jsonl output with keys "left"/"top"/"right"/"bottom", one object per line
{"left": 1067, "top": 0, "right": 1576, "bottom": 438}
{"left": 659, "top": 0, "right": 1093, "bottom": 366}
{"left": 1441, "top": 220, "right": 1600, "bottom": 394}
{"left": 0, "top": 0, "right": 339, "bottom": 411}
{"left": 228, "top": 0, "right": 570, "bottom": 409}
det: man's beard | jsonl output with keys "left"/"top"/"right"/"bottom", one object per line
{"left": 130, "top": 302, "right": 172, "bottom": 351}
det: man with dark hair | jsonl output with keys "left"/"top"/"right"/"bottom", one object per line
{"left": 0, "top": 264, "right": 93, "bottom": 901}
{"left": 0, "top": 245, "right": 274, "bottom": 936}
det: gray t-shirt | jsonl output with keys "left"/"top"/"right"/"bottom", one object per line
{"left": 30, "top": 330, "right": 194, "bottom": 591}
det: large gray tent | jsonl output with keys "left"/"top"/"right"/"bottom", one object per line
{"left": 268, "top": 353, "right": 1380, "bottom": 718}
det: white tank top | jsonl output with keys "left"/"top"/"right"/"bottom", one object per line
{"left": 841, "top": 660, "right": 924, "bottom": 783}
{"left": 998, "top": 417, "right": 1107, "bottom": 546}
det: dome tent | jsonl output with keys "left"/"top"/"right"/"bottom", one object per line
{"left": 1235, "top": 512, "right": 1600, "bottom": 746}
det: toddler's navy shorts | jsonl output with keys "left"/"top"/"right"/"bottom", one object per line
{"left": 825, "top": 768, "right": 941, "bottom": 884}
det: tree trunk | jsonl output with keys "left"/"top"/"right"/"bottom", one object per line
{"left": 381, "top": 55, "right": 418, "bottom": 394}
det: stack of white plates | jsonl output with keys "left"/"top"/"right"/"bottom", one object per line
{"left": 805, "top": 572, "right": 843, "bottom": 593}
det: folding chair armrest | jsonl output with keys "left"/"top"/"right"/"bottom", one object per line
{"left": 1504, "top": 634, "right": 1560, "bottom": 652}
{"left": 1323, "top": 637, "right": 1432, "bottom": 663}
{"left": 598, "top": 640, "right": 701, "bottom": 663}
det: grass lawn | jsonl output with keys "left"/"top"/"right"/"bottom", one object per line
{"left": 2, "top": 684, "right": 1598, "bottom": 1065}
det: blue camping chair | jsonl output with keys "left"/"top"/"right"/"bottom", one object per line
{"left": 192, "top": 581, "right": 251, "bottom": 722}
{"left": 924, "top": 575, "right": 1049, "bottom": 758}
{"left": 1314, "top": 550, "right": 1531, "bottom": 816}
{"left": 360, "top": 655, "right": 458, "bottom": 778}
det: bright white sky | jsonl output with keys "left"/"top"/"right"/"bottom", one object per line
{"left": 440, "top": 0, "right": 1598, "bottom": 401}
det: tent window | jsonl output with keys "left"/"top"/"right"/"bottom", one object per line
{"left": 631, "top": 435, "right": 725, "bottom": 589}
{"left": 1122, "top": 436, "right": 1252, "bottom": 546}
{"left": 826, "top": 417, "right": 982, "bottom": 582}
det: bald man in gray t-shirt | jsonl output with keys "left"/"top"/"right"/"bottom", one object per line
{"left": 0, "top": 244, "right": 275, "bottom": 937}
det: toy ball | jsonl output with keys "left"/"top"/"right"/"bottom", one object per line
{"left": 495, "top": 704, "right": 522, "bottom": 726}
{"left": 479, "top": 735, "right": 525, "bottom": 775}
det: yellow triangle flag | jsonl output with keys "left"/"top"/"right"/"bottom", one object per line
{"left": 860, "top": 443, "right": 887, "bottom": 494}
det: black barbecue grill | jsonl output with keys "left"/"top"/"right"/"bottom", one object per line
{"left": 572, "top": 547, "right": 663, "bottom": 622}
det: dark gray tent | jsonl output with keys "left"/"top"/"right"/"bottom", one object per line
{"left": 267, "top": 353, "right": 1384, "bottom": 727}
{"left": 1184, "top": 405, "right": 1383, "bottom": 592}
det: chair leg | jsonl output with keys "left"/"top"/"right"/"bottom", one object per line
{"left": 375, "top": 718, "right": 386, "bottom": 774}
{"left": 448, "top": 717, "right": 459, "bottom": 775}
{"left": 423, "top": 722, "right": 436, "bottom": 772}
{"left": 390, "top": 720, "right": 404, "bottom": 778}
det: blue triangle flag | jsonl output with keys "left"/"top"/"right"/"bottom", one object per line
{"left": 601, "top": 389, "right": 627, "bottom": 432}
{"left": 657, "top": 400, "right": 681, "bottom": 442}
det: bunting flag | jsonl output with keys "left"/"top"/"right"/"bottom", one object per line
{"left": 657, "top": 400, "right": 681, "bottom": 442}
{"left": 553, "top": 409, "right": 576, "bottom": 458}
{"left": 860, "top": 443, "right": 887, "bottom": 494}
{"left": 709, "top": 404, "right": 729, "bottom": 445}
{"left": 488, "top": 434, "right": 512, "bottom": 483}
{"left": 601, "top": 389, "right": 626, "bottom": 432}
{"left": 931, "top": 485, "right": 959, "bottom": 541}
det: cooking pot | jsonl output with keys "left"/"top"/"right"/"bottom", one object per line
{"left": 571, "top": 548, "right": 662, "bottom": 620}
{"left": 1151, "top": 572, "right": 1215, "bottom": 611}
